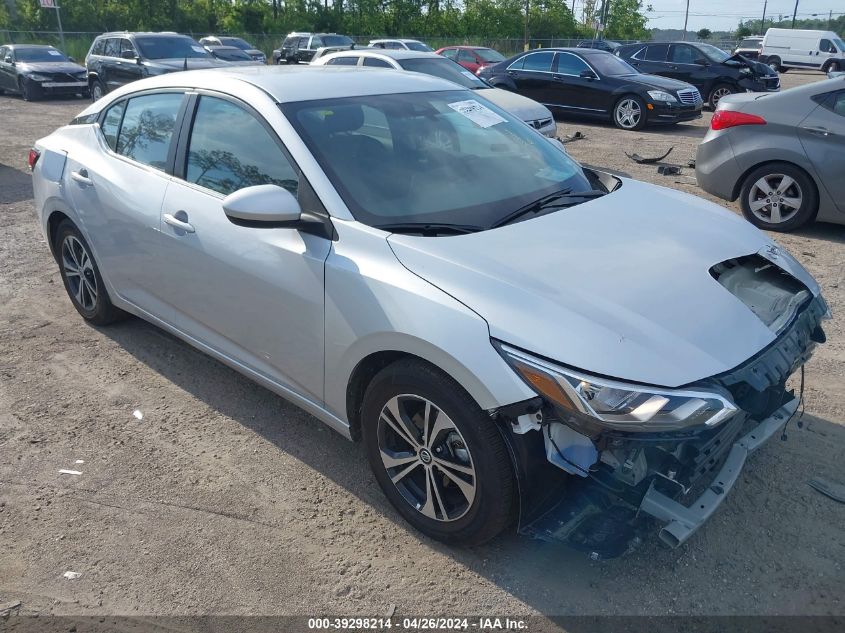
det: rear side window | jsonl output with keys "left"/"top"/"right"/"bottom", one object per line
{"left": 440, "top": 48, "right": 457, "bottom": 59}
{"left": 100, "top": 100, "right": 126, "bottom": 151}
{"left": 521, "top": 51, "right": 554, "bottom": 72}
{"left": 363, "top": 57, "right": 392, "bottom": 68}
{"left": 185, "top": 96, "right": 298, "bottom": 196}
{"left": 103, "top": 38, "right": 120, "bottom": 57}
{"left": 90, "top": 39, "right": 105, "bottom": 56}
{"left": 327, "top": 56, "right": 358, "bottom": 66}
{"left": 115, "top": 93, "right": 183, "bottom": 170}
{"left": 644, "top": 44, "right": 669, "bottom": 62}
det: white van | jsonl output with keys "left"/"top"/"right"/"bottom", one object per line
{"left": 760, "top": 28, "right": 845, "bottom": 72}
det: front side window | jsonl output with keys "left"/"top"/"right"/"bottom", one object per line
{"left": 135, "top": 36, "right": 209, "bottom": 60}
{"left": 440, "top": 48, "right": 457, "bottom": 59}
{"left": 556, "top": 53, "right": 590, "bottom": 76}
{"left": 521, "top": 51, "right": 555, "bottom": 72}
{"left": 100, "top": 100, "right": 126, "bottom": 151}
{"left": 457, "top": 49, "right": 476, "bottom": 63}
{"left": 120, "top": 39, "right": 136, "bottom": 57}
{"left": 186, "top": 96, "right": 298, "bottom": 197}
{"left": 283, "top": 90, "right": 591, "bottom": 229}
{"left": 670, "top": 44, "right": 697, "bottom": 64}
{"left": 115, "top": 93, "right": 183, "bottom": 169}
{"left": 327, "top": 56, "right": 359, "bottom": 65}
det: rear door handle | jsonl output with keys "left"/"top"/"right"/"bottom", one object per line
{"left": 70, "top": 169, "right": 93, "bottom": 186}
{"left": 802, "top": 125, "right": 832, "bottom": 137}
{"left": 163, "top": 212, "right": 195, "bottom": 233}
{"left": 552, "top": 74, "right": 564, "bottom": 80}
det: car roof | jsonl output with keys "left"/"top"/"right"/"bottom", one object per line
{"left": 440, "top": 45, "right": 492, "bottom": 50}
{"left": 95, "top": 66, "right": 462, "bottom": 103}
{"left": 370, "top": 38, "right": 423, "bottom": 43}
{"left": 334, "top": 49, "right": 440, "bottom": 60}
{"left": 7, "top": 44, "right": 56, "bottom": 49}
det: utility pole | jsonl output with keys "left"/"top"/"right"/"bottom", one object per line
{"left": 791, "top": 0, "right": 799, "bottom": 28}
{"left": 524, "top": 0, "right": 529, "bottom": 51}
{"left": 682, "top": 0, "right": 690, "bottom": 41}
{"left": 761, "top": 0, "right": 767, "bottom": 34}
{"left": 829, "top": 10, "right": 833, "bottom": 29}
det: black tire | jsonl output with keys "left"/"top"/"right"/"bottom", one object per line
{"left": 739, "top": 162, "right": 818, "bottom": 232}
{"left": 54, "top": 220, "right": 127, "bottom": 325}
{"left": 612, "top": 94, "right": 647, "bottom": 130}
{"left": 20, "top": 78, "right": 41, "bottom": 102}
{"left": 90, "top": 78, "right": 106, "bottom": 102}
{"left": 361, "top": 358, "right": 516, "bottom": 545}
{"left": 766, "top": 56, "right": 781, "bottom": 73}
{"left": 708, "top": 83, "right": 735, "bottom": 109}
{"left": 828, "top": 61, "right": 841, "bottom": 73}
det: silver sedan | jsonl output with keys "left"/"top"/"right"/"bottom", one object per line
{"left": 696, "top": 74, "right": 845, "bottom": 230}
{"left": 31, "top": 66, "right": 827, "bottom": 554}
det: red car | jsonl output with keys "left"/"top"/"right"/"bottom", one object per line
{"left": 435, "top": 46, "right": 506, "bottom": 74}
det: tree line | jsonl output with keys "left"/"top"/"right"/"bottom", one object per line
{"left": 1, "top": 0, "right": 650, "bottom": 41}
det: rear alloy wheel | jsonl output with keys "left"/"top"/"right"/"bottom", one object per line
{"left": 708, "top": 83, "right": 735, "bottom": 109}
{"left": 361, "top": 359, "right": 516, "bottom": 545}
{"left": 55, "top": 220, "right": 127, "bottom": 324}
{"left": 613, "top": 95, "right": 646, "bottom": 130}
{"left": 740, "top": 163, "right": 818, "bottom": 232}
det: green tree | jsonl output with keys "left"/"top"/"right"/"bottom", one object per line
{"left": 696, "top": 28, "right": 711, "bottom": 40}
{"left": 604, "top": 0, "right": 649, "bottom": 40}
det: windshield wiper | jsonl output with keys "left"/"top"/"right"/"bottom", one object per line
{"left": 376, "top": 222, "right": 484, "bottom": 236}
{"left": 491, "top": 189, "right": 607, "bottom": 229}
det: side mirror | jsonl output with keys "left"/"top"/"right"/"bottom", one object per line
{"left": 68, "top": 56, "right": 76, "bottom": 63}
{"left": 223, "top": 184, "right": 301, "bottom": 227}
{"left": 120, "top": 50, "right": 137, "bottom": 60}
{"left": 695, "top": 58, "right": 709, "bottom": 66}
{"left": 579, "top": 68, "right": 597, "bottom": 79}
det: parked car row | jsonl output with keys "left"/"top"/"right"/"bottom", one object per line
{"left": 29, "top": 62, "right": 830, "bottom": 556}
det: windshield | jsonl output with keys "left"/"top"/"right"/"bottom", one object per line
{"left": 136, "top": 36, "right": 210, "bottom": 60}
{"left": 476, "top": 48, "right": 506, "bottom": 62}
{"left": 214, "top": 48, "right": 251, "bottom": 61}
{"left": 399, "top": 58, "right": 487, "bottom": 89}
{"left": 738, "top": 38, "right": 762, "bottom": 49}
{"left": 323, "top": 35, "right": 354, "bottom": 47}
{"left": 698, "top": 43, "right": 730, "bottom": 63}
{"left": 219, "top": 37, "right": 252, "bottom": 50}
{"left": 15, "top": 47, "right": 68, "bottom": 62}
{"left": 589, "top": 54, "right": 638, "bottom": 76}
{"left": 406, "top": 41, "right": 433, "bottom": 52}
{"left": 282, "top": 90, "right": 591, "bottom": 229}
{"left": 833, "top": 38, "right": 845, "bottom": 52}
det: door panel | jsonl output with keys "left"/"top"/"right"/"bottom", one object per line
{"left": 547, "top": 52, "right": 607, "bottom": 113}
{"left": 509, "top": 51, "right": 556, "bottom": 103}
{"left": 799, "top": 97, "right": 845, "bottom": 213}
{"left": 157, "top": 94, "right": 331, "bottom": 401}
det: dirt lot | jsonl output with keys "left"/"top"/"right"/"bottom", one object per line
{"left": 1, "top": 70, "right": 843, "bottom": 623}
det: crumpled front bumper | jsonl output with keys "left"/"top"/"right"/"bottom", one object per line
{"left": 640, "top": 396, "right": 797, "bottom": 548}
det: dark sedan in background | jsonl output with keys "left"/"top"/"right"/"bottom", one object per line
{"left": 198, "top": 35, "right": 266, "bottom": 64}
{"left": 478, "top": 48, "right": 702, "bottom": 130}
{"left": 696, "top": 75, "right": 845, "bottom": 231}
{"left": 576, "top": 39, "right": 619, "bottom": 52}
{"left": 0, "top": 44, "right": 88, "bottom": 100}
{"left": 615, "top": 41, "right": 780, "bottom": 108}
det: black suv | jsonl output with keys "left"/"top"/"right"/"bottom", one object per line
{"left": 86, "top": 31, "right": 223, "bottom": 101}
{"left": 615, "top": 41, "right": 779, "bottom": 108}
{"left": 272, "top": 32, "right": 354, "bottom": 65}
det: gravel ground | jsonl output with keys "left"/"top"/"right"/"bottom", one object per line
{"left": 0, "top": 70, "right": 843, "bottom": 622}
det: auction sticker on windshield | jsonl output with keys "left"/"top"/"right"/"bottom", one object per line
{"left": 447, "top": 100, "right": 506, "bottom": 128}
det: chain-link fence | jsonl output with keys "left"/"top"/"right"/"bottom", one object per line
{"left": 0, "top": 30, "right": 742, "bottom": 62}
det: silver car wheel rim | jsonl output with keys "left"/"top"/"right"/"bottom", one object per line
{"left": 615, "top": 99, "right": 641, "bottom": 129}
{"left": 748, "top": 174, "right": 802, "bottom": 224}
{"left": 61, "top": 235, "right": 98, "bottom": 311}
{"left": 711, "top": 87, "right": 732, "bottom": 105}
{"left": 92, "top": 84, "right": 102, "bottom": 101}
{"left": 377, "top": 394, "right": 476, "bottom": 522}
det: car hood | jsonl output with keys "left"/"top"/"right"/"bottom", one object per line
{"left": 727, "top": 53, "right": 776, "bottom": 77}
{"left": 17, "top": 61, "right": 86, "bottom": 74}
{"left": 477, "top": 88, "right": 552, "bottom": 121}
{"left": 620, "top": 73, "right": 698, "bottom": 92}
{"left": 244, "top": 48, "right": 265, "bottom": 57}
{"left": 387, "top": 179, "right": 819, "bottom": 387}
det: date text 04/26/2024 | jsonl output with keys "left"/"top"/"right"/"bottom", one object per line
{"left": 307, "top": 617, "right": 528, "bottom": 630}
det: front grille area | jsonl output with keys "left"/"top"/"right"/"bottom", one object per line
{"left": 677, "top": 88, "right": 703, "bottom": 105}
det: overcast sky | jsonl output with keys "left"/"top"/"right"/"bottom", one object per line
{"left": 643, "top": 0, "right": 839, "bottom": 32}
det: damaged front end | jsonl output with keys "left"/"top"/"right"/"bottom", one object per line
{"left": 493, "top": 254, "right": 828, "bottom": 558}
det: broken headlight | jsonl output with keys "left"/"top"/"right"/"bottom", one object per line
{"left": 496, "top": 343, "right": 738, "bottom": 431}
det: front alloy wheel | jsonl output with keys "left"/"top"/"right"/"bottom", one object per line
{"left": 361, "top": 359, "right": 516, "bottom": 545}
{"left": 614, "top": 96, "right": 645, "bottom": 130}
{"left": 378, "top": 395, "right": 476, "bottom": 522}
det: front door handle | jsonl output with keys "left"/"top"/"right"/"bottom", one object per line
{"left": 163, "top": 212, "right": 195, "bottom": 233}
{"left": 70, "top": 169, "right": 93, "bottom": 186}
{"left": 802, "top": 125, "right": 832, "bottom": 137}
{"left": 552, "top": 74, "right": 565, "bottom": 80}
